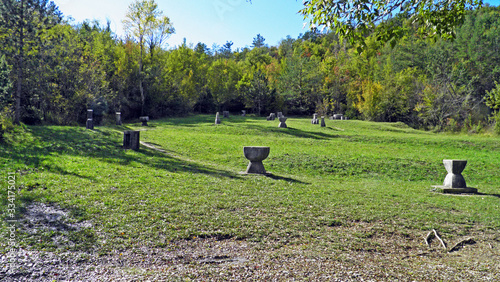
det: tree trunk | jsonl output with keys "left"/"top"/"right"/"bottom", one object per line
{"left": 139, "top": 36, "right": 145, "bottom": 116}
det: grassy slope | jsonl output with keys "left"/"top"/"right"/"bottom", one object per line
{"left": 1, "top": 115, "right": 499, "bottom": 256}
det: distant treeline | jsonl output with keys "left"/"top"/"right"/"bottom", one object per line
{"left": 1, "top": 2, "right": 500, "bottom": 132}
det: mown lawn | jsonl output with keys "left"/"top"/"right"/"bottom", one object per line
{"left": 1, "top": 115, "right": 499, "bottom": 279}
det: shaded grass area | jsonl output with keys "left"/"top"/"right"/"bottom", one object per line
{"left": 1, "top": 115, "right": 499, "bottom": 259}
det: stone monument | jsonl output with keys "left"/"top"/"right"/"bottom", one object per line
{"left": 223, "top": 111, "right": 230, "bottom": 118}
{"left": 311, "top": 113, "right": 319, "bottom": 124}
{"left": 86, "top": 109, "right": 94, "bottom": 130}
{"left": 433, "top": 159, "right": 477, "bottom": 193}
{"left": 267, "top": 113, "right": 276, "bottom": 121}
{"left": 123, "top": 131, "right": 140, "bottom": 151}
{"left": 140, "top": 116, "right": 149, "bottom": 126}
{"left": 242, "top": 110, "right": 246, "bottom": 117}
{"left": 215, "top": 112, "right": 221, "bottom": 124}
{"left": 243, "top": 146, "right": 270, "bottom": 174}
{"left": 278, "top": 117, "right": 287, "bottom": 128}
{"left": 321, "top": 116, "right": 326, "bottom": 127}
{"left": 116, "top": 112, "right": 122, "bottom": 126}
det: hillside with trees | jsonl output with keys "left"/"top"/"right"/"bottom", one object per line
{"left": 1, "top": 0, "right": 500, "bottom": 133}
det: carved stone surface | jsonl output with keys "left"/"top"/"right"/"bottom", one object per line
{"left": 243, "top": 146, "right": 270, "bottom": 174}
{"left": 123, "top": 131, "right": 140, "bottom": 151}
{"left": 443, "top": 160, "right": 467, "bottom": 188}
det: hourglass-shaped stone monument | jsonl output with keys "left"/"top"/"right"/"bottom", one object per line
{"left": 243, "top": 146, "right": 270, "bottom": 174}
{"left": 433, "top": 160, "right": 477, "bottom": 193}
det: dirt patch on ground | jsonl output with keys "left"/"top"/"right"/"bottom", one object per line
{"left": 2, "top": 220, "right": 499, "bottom": 281}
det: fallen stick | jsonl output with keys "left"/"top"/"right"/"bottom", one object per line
{"left": 425, "top": 231, "right": 434, "bottom": 246}
{"left": 433, "top": 229, "right": 447, "bottom": 250}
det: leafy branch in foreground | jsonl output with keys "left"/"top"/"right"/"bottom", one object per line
{"left": 300, "top": 0, "right": 483, "bottom": 51}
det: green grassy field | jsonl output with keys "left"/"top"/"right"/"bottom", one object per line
{"left": 1, "top": 115, "right": 499, "bottom": 279}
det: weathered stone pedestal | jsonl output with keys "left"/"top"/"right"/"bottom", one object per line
{"left": 278, "top": 117, "right": 287, "bottom": 128}
{"left": 321, "top": 116, "right": 326, "bottom": 127}
{"left": 243, "top": 146, "right": 270, "bottom": 174}
{"left": 123, "top": 131, "right": 140, "bottom": 151}
{"left": 433, "top": 160, "right": 477, "bottom": 193}
{"left": 116, "top": 112, "right": 122, "bottom": 125}
{"left": 215, "top": 112, "right": 221, "bottom": 125}
{"left": 140, "top": 116, "right": 149, "bottom": 126}
{"left": 267, "top": 113, "right": 276, "bottom": 121}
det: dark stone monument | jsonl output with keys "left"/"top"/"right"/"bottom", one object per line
{"left": 123, "top": 131, "right": 140, "bottom": 151}
{"left": 116, "top": 112, "right": 122, "bottom": 126}
{"left": 321, "top": 116, "right": 326, "bottom": 127}
{"left": 140, "top": 116, "right": 149, "bottom": 126}
{"left": 242, "top": 110, "right": 246, "bottom": 117}
{"left": 86, "top": 109, "right": 94, "bottom": 130}
{"left": 243, "top": 146, "right": 270, "bottom": 174}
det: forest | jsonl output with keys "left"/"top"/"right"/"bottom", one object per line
{"left": 1, "top": 1, "right": 500, "bottom": 134}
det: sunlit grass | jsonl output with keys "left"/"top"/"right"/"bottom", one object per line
{"left": 1, "top": 115, "right": 499, "bottom": 253}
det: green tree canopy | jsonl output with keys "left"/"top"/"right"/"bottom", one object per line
{"left": 300, "top": 0, "right": 483, "bottom": 51}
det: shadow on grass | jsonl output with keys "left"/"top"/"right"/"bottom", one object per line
{"left": 238, "top": 124, "right": 342, "bottom": 140}
{"left": 264, "top": 173, "right": 309, "bottom": 184}
{"left": 1, "top": 125, "right": 240, "bottom": 180}
{"left": 477, "top": 192, "right": 500, "bottom": 199}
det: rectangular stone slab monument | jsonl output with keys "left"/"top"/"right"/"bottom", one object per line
{"left": 116, "top": 112, "right": 122, "bottom": 125}
{"left": 123, "top": 131, "right": 140, "bottom": 151}
{"left": 86, "top": 109, "right": 94, "bottom": 130}
{"left": 215, "top": 112, "right": 221, "bottom": 124}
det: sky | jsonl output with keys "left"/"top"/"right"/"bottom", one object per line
{"left": 52, "top": 0, "right": 500, "bottom": 50}
{"left": 51, "top": 0, "right": 309, "bottom": 50}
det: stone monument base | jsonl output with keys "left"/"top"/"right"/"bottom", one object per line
{"left": 432, "top": 186, "right": 478, "bottom": 194}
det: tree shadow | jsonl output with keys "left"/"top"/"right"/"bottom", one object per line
{"left": 239, "top": 124, "right": 343, "bottom": 140}
{"left": 2, "top": 125, "right": 241, "bottom": 181}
